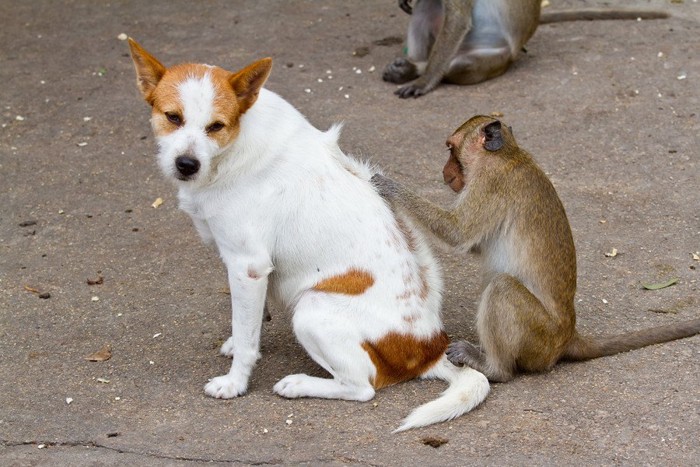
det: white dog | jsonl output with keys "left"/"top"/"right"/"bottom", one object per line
{"left": 128, "top": 39, "right": 488, "bottom": 431}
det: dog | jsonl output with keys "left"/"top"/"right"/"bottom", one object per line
{"left": 128, "top": 38, "right": 488, "bottom": 431}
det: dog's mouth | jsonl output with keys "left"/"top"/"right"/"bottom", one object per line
{"left": 175, "top": 171, "right": 197, "bottom": 181}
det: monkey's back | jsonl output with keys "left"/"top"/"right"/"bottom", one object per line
{"left": 499, "top": 157, "right": 577, "bottom": 321}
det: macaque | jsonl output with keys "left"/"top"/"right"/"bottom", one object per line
{"left": 384, "top": 0, "right": 669, "bottom": 98}
{"left": 371, "top": 115, "right": 700, "bottom": 382}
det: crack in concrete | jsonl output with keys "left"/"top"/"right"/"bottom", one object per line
{"left": 0, "top": 439, "right": 374, "bottom": 465}
{"left": 1, "top": 439, "right": 278, "bottom": 465}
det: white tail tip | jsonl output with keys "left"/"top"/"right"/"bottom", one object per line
{"left": 394, "top": 360, "right": 489, "bottom": 433}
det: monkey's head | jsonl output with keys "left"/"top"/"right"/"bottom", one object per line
{"left": 442, "top": 116, "right": 516, "bottom": 193}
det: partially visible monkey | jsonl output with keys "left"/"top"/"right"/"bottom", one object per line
{"left": 384, "top": 0, "right": 670, "bottom": 98}
{"left": 371, "top": 115, "right": 700, "bottom": 382}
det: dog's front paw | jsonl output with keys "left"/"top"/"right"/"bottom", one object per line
{"left": 204, "top": 374, "right": 247, "bottom": 399}
{"left": 273, "top": 374, "right": 310, "bottom": 399}
{"left": 219, "top": 336, "right": 235, "bottom": 357}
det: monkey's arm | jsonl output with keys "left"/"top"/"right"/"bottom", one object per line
{"left": 396, "top": 0, "right": 473, "bottom": 98}
{"left": 372, "top": 173, "right": 465, "bottom": 247}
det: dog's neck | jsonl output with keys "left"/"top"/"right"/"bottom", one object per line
{"left": 209, "top": 89, "right": 307, "bottom": 183}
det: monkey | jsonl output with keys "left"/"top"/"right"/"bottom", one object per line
{"left": 384, "top": 0, "right": 670, "bottom": 98}
{"left": 371, "top": 115, "right": 700, "bottom": 382}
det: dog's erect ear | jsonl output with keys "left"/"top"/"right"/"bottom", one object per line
{"left": 482, "top": 120, "right": 504, "bottom": 152}
{"left": 229, "top": 58, "right": 273, "bottom": 114}
{"left": 128, "top": 38, "right": 166, "bottom": 105}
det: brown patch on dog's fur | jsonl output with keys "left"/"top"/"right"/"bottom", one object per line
{"left": 402, "top": 314, "right": 419, "bottom": 325}
{"left": 396, "top": 262, "right": 431, "bottom": 303}
{"left": 418, "top": 265, "right": 430, "bottom": 300}
{"left": 396, "top": 217, "right": 418, "bottom": 253}
{"left": 313, "top": 268, "right": 375, "bottom": 295}
{"left": 362, "top": 331, "right": 449, "bottom": 389}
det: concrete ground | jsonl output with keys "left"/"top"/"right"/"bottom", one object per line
{"left": 1, "top": 0, "right": 698, "bottom": 465}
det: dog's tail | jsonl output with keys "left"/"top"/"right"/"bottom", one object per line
{"left": 394, "top": 355, "right": 489, "bottom": 432}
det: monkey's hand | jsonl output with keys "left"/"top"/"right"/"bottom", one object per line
{"left": 399, "top": 0, "right": 413, "bottom": 15}
{"left": 371, "top": 173, "right": 401, "bottom": 202}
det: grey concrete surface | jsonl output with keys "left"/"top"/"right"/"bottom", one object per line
{"left": 1, "top": 0, "right": 698, "bottom": 465}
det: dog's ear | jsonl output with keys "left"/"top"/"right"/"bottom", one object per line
{"left": 229, "top": 58, "right": 272, "bottom": 114}
{"left": 128, "top": 38, "right": 166, "bottom": 105}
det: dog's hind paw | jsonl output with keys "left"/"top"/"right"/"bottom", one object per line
{"left": 204, "top": 374, "right": 247, "bottom": 399}
{"left": 219, "top": 337, "right": 235, "bottom": 357}
{"left": 273, "top": 374, "right": 309, "bottom": 399}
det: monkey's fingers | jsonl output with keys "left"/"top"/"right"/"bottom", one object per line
{"left": 399, "top": 0, "right": 413, "bottom": 15}
{"left": 370, "top": 173, "right": 399, "bottom": 200}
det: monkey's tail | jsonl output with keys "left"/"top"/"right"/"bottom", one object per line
{"left": 561, "top": 318, "right": 700, "bottom": 362}
{"left": 539, "top": 9, "right": 669, "bottom": 24}
{"left": 393, "top": 355, "right": 489, "bottom": 433}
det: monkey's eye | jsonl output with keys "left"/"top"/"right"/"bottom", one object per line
{"left": 206, "top": 121, "right": 225, "bottom": 133}
{"left": 165, "top": 112, "right": 183, "bottom": 126}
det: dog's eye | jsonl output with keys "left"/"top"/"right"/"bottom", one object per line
{"left": 206, "top": 122, "right": 225, "bottom": 133}
{"left": 165, "top": 112, "right": 183, "bottom": 126}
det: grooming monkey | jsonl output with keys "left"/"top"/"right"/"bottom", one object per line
{"left": 384, "top": 0, "right": 669, "bottom": 98}
{"left": 371, "top": 115, "right": 700, "bottom": 382}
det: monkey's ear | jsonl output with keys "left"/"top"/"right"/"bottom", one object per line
{"left": 483, "top": 121, "right": 503, "bottom": 152}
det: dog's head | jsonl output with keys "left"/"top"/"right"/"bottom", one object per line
{"left": 128, "top": 39, "right": 272, "bottom": 185}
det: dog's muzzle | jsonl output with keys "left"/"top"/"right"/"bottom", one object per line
{"left": 175, "top": 155, "right": 200, "bottom": 180}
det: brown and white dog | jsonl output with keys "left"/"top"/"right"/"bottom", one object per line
{"left": 128, "top": 39, "right": 488, "bottom": 431}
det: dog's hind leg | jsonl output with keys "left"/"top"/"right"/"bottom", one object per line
{"left": 273, "top": 296, "right": 376, "bottom": 401}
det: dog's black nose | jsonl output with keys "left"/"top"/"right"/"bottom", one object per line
{"left": 175, "top": 155, "right": 200, "bottom": 177}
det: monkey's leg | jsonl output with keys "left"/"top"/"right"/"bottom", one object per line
{"left": 383, "top": 0, "right": 441, "bottom": 84}
{"left": 444, "top": 44, "right": 513, "bottom": 85}
{"left": 449, "top": 274, "right": 565, "bottom": 382}
{"left": 396, "top": 0, "right": 473, "bottom": 97}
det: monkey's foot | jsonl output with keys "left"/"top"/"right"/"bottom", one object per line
{"left": 383, "top": 58, "right": 419, "bottom": 84}
{"left": 447, "top": 340, "right": 484, "bottom": 367}
{"left": 395, "top": 77, "right": 439, "bottom": 98}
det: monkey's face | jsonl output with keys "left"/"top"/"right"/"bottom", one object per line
{"left": 442, "top": 125, "right": 473, "bottom": 193}
{"left": 443, "top": 144, "right": 465, "bottom": 193}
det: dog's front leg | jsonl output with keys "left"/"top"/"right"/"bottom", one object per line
{"left": 204, "top": 252, "right": 273, "bottom": 399}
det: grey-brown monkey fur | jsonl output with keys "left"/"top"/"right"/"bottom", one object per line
{"left": 385, "top": 0, "right": 669, "bottom": 98}
{"left": 371, "top": 115, "right": 700, "bottom": 382}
